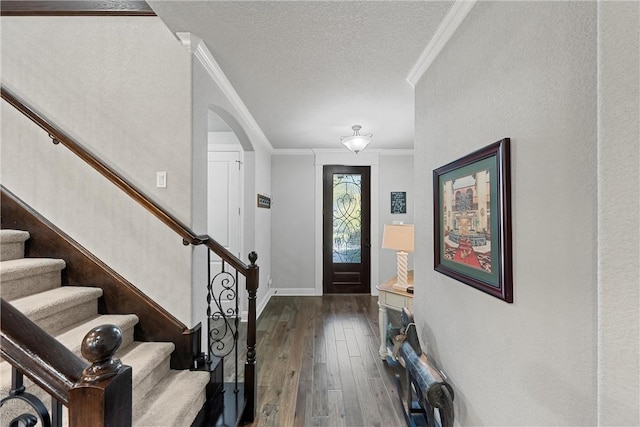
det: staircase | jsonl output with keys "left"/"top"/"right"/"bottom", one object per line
{"left": 1, "top": 86, "right": 259, "bottom": 426}
{"left": 0, "top": 229, "right": 211, "bottom": 426}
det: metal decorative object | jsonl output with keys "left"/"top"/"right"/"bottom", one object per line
{"left": 207, "top": 257, "right": 239, "bottom": 359}
{"left": 0, "top": 368, "right": 62, "bottom": 427}
{"left": 393, "top": 308, "right": 454, "bottom": 427}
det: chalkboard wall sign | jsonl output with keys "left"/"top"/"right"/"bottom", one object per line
{"left": 257, "top": 194, "right": 271, "bottom": 209}
{"left": 391, "top": 191, "right": 406, "bottom": 214}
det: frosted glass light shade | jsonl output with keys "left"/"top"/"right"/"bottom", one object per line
{"left": 341, "top": 135, "right": 371, "bottom": 153}
{"left": 340, "top": 125, "right": 372, "bottom": 154}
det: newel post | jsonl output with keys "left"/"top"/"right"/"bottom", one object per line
{"left": 242, "top": 251, "right": 259, "bottom": 423}
{"left": 68, "top": 325, "right": 132, "bottom": 427}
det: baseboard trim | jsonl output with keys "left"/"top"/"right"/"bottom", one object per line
{"left": 270, "top": 287, "right": 321, "bottom": 296}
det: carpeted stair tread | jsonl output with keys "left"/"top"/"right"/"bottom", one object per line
{"left": 0, "top": 230, "right": 29, "bottom": 261}
{"left": 9, "top": 287, "right": 103, "bottom": 335}
{"left": 0, "top": 257, "right": 65, "bottom": 281}
{"left": 55, "top": 314, "right": 139, "bottom": 357}
{"left": 117, "top": 341, "right": 175, "bottom": 390}
{"left": 133, "top": 369, "right": 211, "bottom": 427}
{"left": 0, "top": 230, "right": 30, "bottom": 243}
{"left": 117, "top": 341, "right": 177, "bottom": 418}
{"left": 0, "top": 258, "right": 66, "bottom": 300}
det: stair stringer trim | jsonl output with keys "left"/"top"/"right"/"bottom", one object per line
{"left": 0, "top": 186, "right": 200, "bottom": 370}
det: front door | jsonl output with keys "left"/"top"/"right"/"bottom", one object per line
{"left": 323, "top": 165, "right": 371, "bottom": 293}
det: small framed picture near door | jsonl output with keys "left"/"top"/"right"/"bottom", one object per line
{"left": 391, "top": 191, "right": 406, "bottom": 214}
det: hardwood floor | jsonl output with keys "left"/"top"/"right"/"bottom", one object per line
{"left": 237, "top": 295, "right": 406, "bottom": 427}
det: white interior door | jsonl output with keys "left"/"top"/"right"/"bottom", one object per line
{"left": 208, "top": 150, "right": 241, "bottom": 317}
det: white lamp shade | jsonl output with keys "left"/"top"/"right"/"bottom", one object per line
{"left": 382, "top": 224, "right": 414, "bottom": 252}
{"left": 341, "top": 135, "right": 371, "bottom": 154}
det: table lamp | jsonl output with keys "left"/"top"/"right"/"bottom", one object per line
{"left": 382, "top": 224, "right": 414, "bottom": 291}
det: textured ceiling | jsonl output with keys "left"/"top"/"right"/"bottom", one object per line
{"left": 149, "top": 1, "right": 454, "bottom": 150}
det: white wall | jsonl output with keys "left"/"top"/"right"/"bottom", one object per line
{"left": 1, "top": 17, "right": 194, "bottom": 324}
{"left": 253, "top": 146, "right": 272, "bottom": 310}
{"left": 414, "top": 2, "right": 599, "bottom": 424}
{"left": 270, "top": 150, "right": 414, "bottom": 294}
{"left": 597, "top": 2, "right": 640, "bottom": 425}
{"left": 271, "top": 153, "right": 316, "bottom": 291}
{"left": 379, "top": 154, "right": 414, "bottom": 283}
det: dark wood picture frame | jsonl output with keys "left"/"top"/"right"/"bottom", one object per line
{"left": 433, "top": 138, "right": 512, "bottom": 302}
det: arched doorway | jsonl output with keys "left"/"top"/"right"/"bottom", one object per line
{"left": 207, "top": 109, "right": 244, "bottom": 315}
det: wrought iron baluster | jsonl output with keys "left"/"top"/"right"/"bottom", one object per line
{"left": 9, "top": 414, "right": 38, "bottom": 427}
{"left": 207, "top": 249, "right": 212, "bottom": 364}
{"left": 1, "top": 366, "right": 60, "bottom": 427}
{"left": 234, "top": 268, "right": 239, "bottom": 395}
{"left": 51, "top": 397, "right": 62, "bottom": 427}
{"left": 207, "top": 257, "right": 239, "bottom": 360}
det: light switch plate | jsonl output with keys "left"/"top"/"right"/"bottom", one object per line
{"left": 156, "top": 171, "right": 167, "bottom": 188}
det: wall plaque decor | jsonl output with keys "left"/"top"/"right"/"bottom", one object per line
{"left": 391, "top": 191, "right": 407, "bottom": 214}
{"left": 433, "top": 138, "right": 513, "bottom": 302}
{"left": 257, "top": 194, "right": 271, "bottom": 209}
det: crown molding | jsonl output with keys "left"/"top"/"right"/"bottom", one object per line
{"left": 272, "top": 149, "right": 315, "bottom": 156}
{"left": 406, "top": 0, "right": 477, "bottom": 86}
{"left": 176, "top": 32, "right": 200, "bottom": 53}
{"left": 176, "top": 32, "right": 274, "bottom": 153}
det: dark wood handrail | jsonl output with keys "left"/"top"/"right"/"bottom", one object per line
{"left": 2, "top": 85, "right": 259, "bottom": 423}
{"left": 1, "top": 298, "right": 86, "bottom": 404}
{"left": 0, "top": 0, "right": 156, "bottom": 16}
{"left": 1, "top": 86, "right": 250, "bottom": 274}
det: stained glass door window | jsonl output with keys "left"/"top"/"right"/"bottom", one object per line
{"left": 332, "top": 173, "right": 362, "bottom": 263}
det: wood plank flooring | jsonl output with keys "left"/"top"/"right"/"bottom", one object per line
{"left": 235, "top": 295, "right": 406, "bottom": 427}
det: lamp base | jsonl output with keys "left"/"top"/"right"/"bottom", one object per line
{"left": 393, "top": 251, "right": 410, "bottom": 291}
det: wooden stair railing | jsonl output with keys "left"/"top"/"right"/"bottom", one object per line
{"left": 0, "top": 0, "right": 156, "bottom": 17}
{"left": 1, "top": 86, "right": 259, "bottom": 422}
{"left": 1, "top": 298, "right": 132, "bottom": 427}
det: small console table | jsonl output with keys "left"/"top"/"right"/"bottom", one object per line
{"left": 376, "top": 271, "right": 414, "bottom": 359}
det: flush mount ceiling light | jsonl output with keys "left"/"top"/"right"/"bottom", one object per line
{"left": 340, "top": 125, "right": 372, "bottom": 154}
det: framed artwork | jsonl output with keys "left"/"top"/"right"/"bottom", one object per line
{"left": 391, "top": 191, "right": 407, "bottom": 214}
{"left": 433, "top": 138, "right": 513, "bottom": 302}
